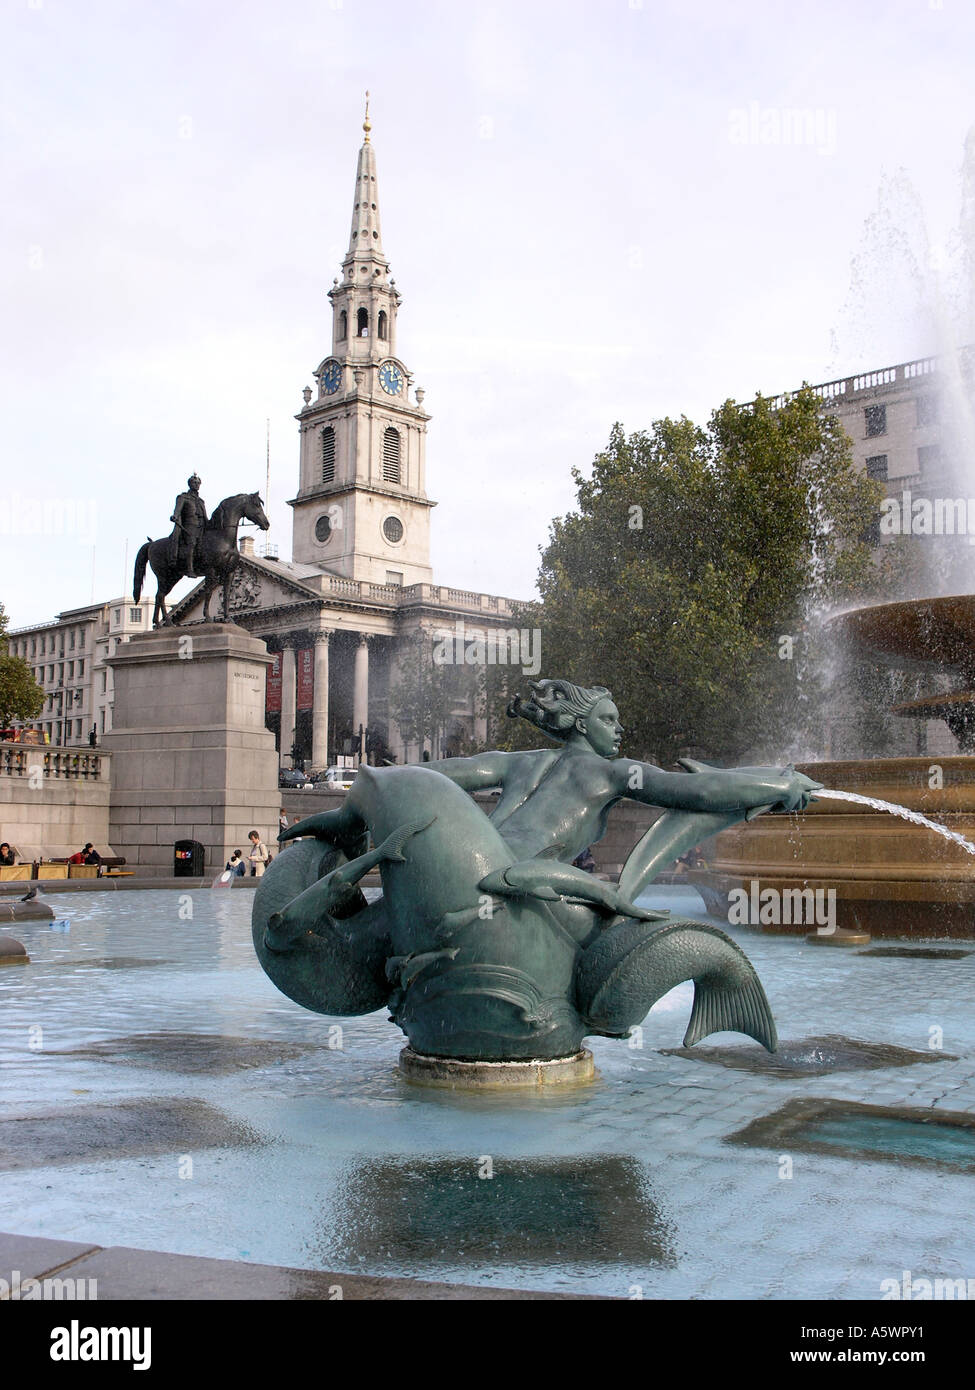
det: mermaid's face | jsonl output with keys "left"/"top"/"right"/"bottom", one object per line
{"left": 580, "top": 697, "right": 623, "bottom": 758}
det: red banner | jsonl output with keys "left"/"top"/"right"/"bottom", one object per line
{"left": 297, "top": 648, "right": 315, "bottom": 711}
{"left": 266, "top": 653, "right": 282, "bottom": 713}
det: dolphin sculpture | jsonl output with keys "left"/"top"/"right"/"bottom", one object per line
{"left": 253, "top": 764, "right": 777, "bottom": 1061}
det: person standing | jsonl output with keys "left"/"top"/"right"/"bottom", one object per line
{"left": 248, "top": 830, "right": 270, "bottom": 877}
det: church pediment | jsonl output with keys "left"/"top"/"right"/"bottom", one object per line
{"left": 171, "top": 557, "right": 323, "bottom": 623}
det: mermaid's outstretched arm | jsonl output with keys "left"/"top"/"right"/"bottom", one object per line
{"left": 615, "top": 759, "right": 821, "bottom": 900}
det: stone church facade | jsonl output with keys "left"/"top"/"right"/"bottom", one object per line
{"left": 173, "top": 106, "right": 523, "bottom": 769}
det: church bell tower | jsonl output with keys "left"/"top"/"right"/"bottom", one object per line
{"left": 290, "top": 97, "right": 435, "bottom": 585}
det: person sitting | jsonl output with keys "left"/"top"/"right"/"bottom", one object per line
{"left": 0, "top": 842, "right": 15, "bottom": 867}
{"left": 82, "top": 843, "right": 101, "bottom": 866}
{"left": 226, "top": 850, "right": 246, "bottom": 877}
{"left": 68, "top": 847, "right": 86, "bottom": 865}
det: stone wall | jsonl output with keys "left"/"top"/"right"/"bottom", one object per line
{"left": 0, "top": 750, "right": 111, "bottom": 861}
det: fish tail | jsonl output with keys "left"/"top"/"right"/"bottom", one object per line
{"left": 684, "top": 971, "right": 777, "bottom": 1053}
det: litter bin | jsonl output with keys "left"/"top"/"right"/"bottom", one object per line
{"left": 174, "top": 839, "right": 205, "bottom": 877}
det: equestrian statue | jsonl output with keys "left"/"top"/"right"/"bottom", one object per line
{"left": 133, "top": 475, "right": 270, "bottom": 627}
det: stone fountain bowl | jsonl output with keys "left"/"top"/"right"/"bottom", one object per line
{"left": 692, "top": 756, "right": 975, "bottom": 939}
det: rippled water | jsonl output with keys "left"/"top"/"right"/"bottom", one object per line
{"left": 1, "top": 886, "right": 973, "bottom": 1298}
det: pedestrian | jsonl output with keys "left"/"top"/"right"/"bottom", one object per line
{"left": 226, "top": 850, "right": 246, "bottom": 877}
{"left": 279, "top": 808, "right": 289, "bottom": 832}
{"left": 0, "top": 842, "right": 15, "bottom": 867}
{"left": 248, "top": 830, "right": 270, "bottom": 877}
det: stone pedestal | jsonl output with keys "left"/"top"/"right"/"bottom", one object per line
{"left": 398, "top": 1048, "right": 596, "bottom": 1090}
{"left": 104, "top": 624, "right": 279, "bottom": 877}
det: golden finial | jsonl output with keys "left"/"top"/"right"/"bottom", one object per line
{"left": 363, "top": 90, "right": 371, "bottom": 143}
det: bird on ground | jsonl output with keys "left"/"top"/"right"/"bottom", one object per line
{"left": 19, "top": 887, "right": 37, "bottom": 902}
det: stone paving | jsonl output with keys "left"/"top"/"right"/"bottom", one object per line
{"left": 0, "top": 886, "right": 973, "bottom": 1299}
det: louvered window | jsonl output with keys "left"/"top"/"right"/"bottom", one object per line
{"left": 321, "top": 427, "right": 336, "bottom": 483}
{"left": 383, "top": 428, "right": 401, "bottom": 483}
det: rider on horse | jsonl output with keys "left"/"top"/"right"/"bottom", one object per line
{"left": 169, "top": 474, "right": 208, "bottom": 578}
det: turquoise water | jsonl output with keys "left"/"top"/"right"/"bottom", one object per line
{"left": 1, "top": 885, "right": 974, "bottom": 1298}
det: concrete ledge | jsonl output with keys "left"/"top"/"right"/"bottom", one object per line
{"left": 0, "top": 1230, "right": 599, "bottom": 1301}
{"left": 0, "top": 899, "right": 54, "bottom": 920}
{"left": 0, "top": 869, "right": 381, "bottom": 895}
{"left": 398, "top": 1047, "right": 596, "bottom": 1090}
{"left": 0, "top": 935, "right": 30, "bottom": 963}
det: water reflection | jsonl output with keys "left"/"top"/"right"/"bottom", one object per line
{"left": 321, "top": 1154, "right": 676, "bottom": 1269}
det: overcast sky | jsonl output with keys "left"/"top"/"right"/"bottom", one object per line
{"left": 3, "top": 0, "right": 974, "bottom": 628}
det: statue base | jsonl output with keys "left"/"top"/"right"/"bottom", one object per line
{"left": 805, "top": 929, "right": 872, "bottom": 947}
{"left": 397, "top": 1047, "right": 596, "bottom": 1091}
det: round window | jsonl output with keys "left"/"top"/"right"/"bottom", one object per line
{"left": 315, "top": 515, "right": 332, "bottom": 543}
{"left": 383, "top": 516, "right": 404, "bottom": 544}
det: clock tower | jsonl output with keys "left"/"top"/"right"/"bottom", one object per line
{"left": 290, "top": 97, "right": 435, "bottom": 585}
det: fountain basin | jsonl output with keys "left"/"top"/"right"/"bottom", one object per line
{"left": 694, "top": 756, "right": 975, "bottom": 938}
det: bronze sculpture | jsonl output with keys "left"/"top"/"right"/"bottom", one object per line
{"left": 133, "top": 484, "right": 270, "bottom": 627}
{"left": 168, "top": 474, "right": 209, "bottom": 576}
{"left": 253, "top": 680, "right": 820, "bottom": 1068}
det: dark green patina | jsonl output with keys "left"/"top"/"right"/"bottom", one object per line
{"left": 252, "top": 680, "right": 819, "bottom": 1061}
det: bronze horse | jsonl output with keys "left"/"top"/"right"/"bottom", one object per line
{"left": 133, "top": 492, "right": 270, "bottom": 628}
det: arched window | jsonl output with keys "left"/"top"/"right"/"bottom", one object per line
{"left": 383, "top": 427, "right": 401, "bottom": 484}
{"left": 378, "top": 310, "right": 388, "bottom": 341}
{"left": 321, "top": 426, "right": 335, "bottom": 484}
{"left": 357, "top": 307, "right": 369, "bottom": 337}
{"left": 338, "top": 310, "right": 347, "bottom": 340}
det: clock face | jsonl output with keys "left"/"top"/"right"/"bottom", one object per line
{"left": 321, "top": 360, "right": 342, "bottom": 395}
{"left": 379, "top": 362, "right": 403, "bottom": 395}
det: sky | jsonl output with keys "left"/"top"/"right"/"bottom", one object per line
{"left": 2, "top": 0, "right": 975, "bottom": 628}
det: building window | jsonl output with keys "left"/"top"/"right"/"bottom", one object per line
{"left": 383, "top": 427, "right": 401, "bottom": 484}
{"left": 385, "top": 571, "right": 403, "bottom": 586}
{"left": 315, "top": 514, "right": 332, "bottom": 543}
{"left": 918, "top": 443, "right": 942, "bottom": 473}
{"left": 338, "top": 309, "right": 347, "bottom": 340}
{"left": 357, "top": 307, "right": 369, "bottom": 337}
{"left": 100, "top": 671, "right": 106, "bottom": 693}
{"left": 321, "top": 426, "right": 336, "bottom": 483}
{"left": 129, "top": 607, "right": 142, "bottom": 623}
{"left": 865, "top": 455, "right": 888, "bottom": 481}
{"left": 865, "top": 404, "right": 887, "bottom": 437}
{"left": 916, "top": 395, "right": 939, "bottom": 428}
{"left": 69, "top": 629, "right": 75, "bottom": 649}
{"left": 378, "top": 310, "right": 388, "bottom": 340}
{"left": 68, "top": 661, "right": 74, "bottom": 678}
{"left": 78, "top": 659, "right": 84, "bottom": 677}
{"left": 112, "top": 608, "right": 121, "bottom": 624}
{"left": 29, "top": 639, "right": 35, "bottom": 657}
{"left": 382, "top": 515, "right": 404, "bottom": 544}
{"left": 75, "top": 719, "right": 83, "bottom": 739}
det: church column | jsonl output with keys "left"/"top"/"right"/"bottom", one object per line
{"left": 281, "top": 643, "right": 297, "bottom": 766}
{"left": 353, "top": 635, "right": 369, "bottom": 762}
{"left": 312, "top": 632, "right": 331, "bottom": 770}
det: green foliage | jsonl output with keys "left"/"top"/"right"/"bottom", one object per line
{"left": 531, "top": 390, "right": 883, "bottom": 764}
{"left": 0, "top": 603, "right": 44, "bottom": 729}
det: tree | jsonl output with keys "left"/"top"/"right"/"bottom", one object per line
{"left": 0, "top": 603, "right": 44, "bottom": 729}
{"left": 529, "top": 389, "right": 883, "bottom": 765}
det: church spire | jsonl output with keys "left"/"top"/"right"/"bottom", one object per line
{"left": 346, "top": 91, "right": 386, "bottom": 264}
